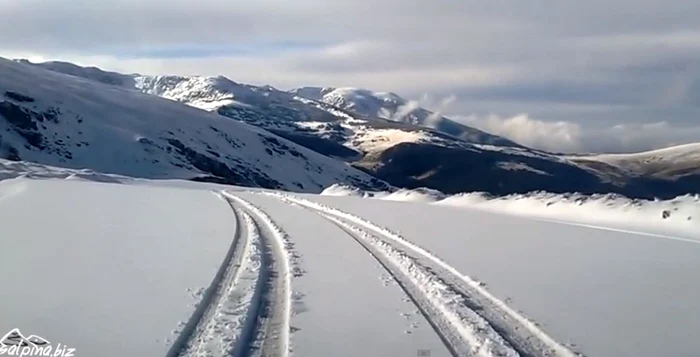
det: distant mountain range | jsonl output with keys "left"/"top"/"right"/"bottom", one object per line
{"left": 7, "top": 58, "right": 700, "bottom": 199}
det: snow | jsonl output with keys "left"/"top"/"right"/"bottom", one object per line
{"left": 437, "top": 192, "right": 700, "bottom": 239}
{"left": 135, "top": 75, "right": 262, "bottom": 114}
{"left": 472, "top": 144, "right": 564, "bottom": 162}
{"left": 322, "top": 185, "right": 700, "bottom": 239}
{"left": 0, "top": 178, "right": 236, "bottom": 357}
{"left": 347, "top": 128, "right": 433, "bottom": 153}
{"left": 299, "top": 193, "right": 700, "bottom": 357}
{"left": 9, "top": 58, "right": 698, "bottom": 357}
{"left": 320, "top": 183, "right": 368, "bottom": 197}
{"left": 291, "top": 96, "right": 361, "bottom": 122}
{"left": 377, "top": 188, "right": 447, "bottom": 203}
{"left": 2, "top": 172, "right": 700, "bottom": 357}
{"left": 173, "top": 208, "right": 263, "bottom": 357}
{"left": 0, "top": 158, "right": 130, "bottom": 183}
{"left": 191, "top": 98, "right": 253, "bottom": 111}
{"left": 227, "top": 192, "right": 452, "bottom": 357}
{"left": 311, "top": 87, "right": 405, "bottom": 120}
{"left": 496, "top": 161, "right": 552, "bottom": 176}
{"left": 223, "top": 193, "right": 294, "bottom": 357}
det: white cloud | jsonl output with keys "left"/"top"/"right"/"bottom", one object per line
{"left": 413, "top": 94, "right": 458, "bottom": 128}
{"left": 453, "top": 114, "right": 700, "bottom": 154}
{"left": 9, "top": 51, "right": 515, "bottom": 93}
{"left": 456, "top": 114, "right": 583, "bottom": 153}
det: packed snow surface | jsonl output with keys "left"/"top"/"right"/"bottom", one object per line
{"left": 0, "top": 179, "right": 236, "bottom": 357}
{"left": 2, "top": 170, "right": 699, "bottom": 357}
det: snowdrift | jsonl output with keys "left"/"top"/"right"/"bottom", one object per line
{"left": 0, "top": 158, "right": 130, "bottom": 183}
{"left": 321, "top": 184, "right": 700, "bottom": 236}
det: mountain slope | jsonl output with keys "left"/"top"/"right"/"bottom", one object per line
{"left": 0, "top": 57, "right": 389, "bottom": 192}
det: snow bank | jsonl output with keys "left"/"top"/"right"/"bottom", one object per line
{"left": 321, "top": 185, "right": 445, "bottom": 202}
{"left": 321, "top": 184, "right": 700, "bottom": 235}
{"left": 0, "top": 158, "right": 129, "bottom": 183}
{"left": 380, "top": 188, "right": 447, "bottom": 203}
{"left": 322, "top": 185, "right": 447, "bottom": 202}
{"left": 320, "top": 183, "right": 368, "bottom": 197}
{"left": 439, "top": 191, "right": 699, "bottom": 231}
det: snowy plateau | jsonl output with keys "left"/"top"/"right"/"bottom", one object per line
{"left": 0, "top": 58, "right": 699, "bottom": 357}
{"left": 1, "top": 161, "right": 699, "bottom": 357}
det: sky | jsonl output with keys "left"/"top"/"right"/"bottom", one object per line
{"left": 0, "top": 0, "right": 698, "bottom": 153}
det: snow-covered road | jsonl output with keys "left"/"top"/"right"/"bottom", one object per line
{"left": 2, "top": 178, "right": 699, "bottom": 357}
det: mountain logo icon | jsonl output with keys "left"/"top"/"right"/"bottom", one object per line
{"left": 0, "top": 328, "right": 49, "bottom": 347}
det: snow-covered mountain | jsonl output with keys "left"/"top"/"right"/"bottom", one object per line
{"left": 0, "top": 57, "right": 390, "bottom": 192}
{"left": 23, "top": 60, "right": 516, "bottom": 144}
{"left": 291, "top": 86, "right": 517, "bottom": 146}
{"left": 21, "top": 59, "right": 700, "bottom": 199}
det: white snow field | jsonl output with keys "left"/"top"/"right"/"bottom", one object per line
{"left": 1, "top": 174, "right": 699, "bottom": 357}
{"left": 0, "top": 178, "right": 237, "bottom": 357}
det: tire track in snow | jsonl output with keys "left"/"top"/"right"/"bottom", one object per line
{"left": 263, "top": 192, "right": 583, "bottom": 357}
{"left": 323, "top": 214, "right": 517, "bottom": 357}
{"left": 223, "top": 192, "right": 295, "bottom": 357}
{"left": 166, "top": 196, "right": 264, "bottom": 357}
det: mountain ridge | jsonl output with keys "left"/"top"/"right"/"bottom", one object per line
{"left": 15, "top": 58, "right": 700, "bottom": 199}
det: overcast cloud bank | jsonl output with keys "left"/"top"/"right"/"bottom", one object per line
{"left": 1, "top": 0, "right": 698, "bottom": 153}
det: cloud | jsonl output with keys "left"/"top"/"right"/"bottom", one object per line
{"left": 389, "top": 93, "right": 458, "bottom": 126}
{"left": 1, "top": 0, "right": 699, "bottom": 141}
{"left": 454, "top": 114, "right": 700, "bottom": 154}
{"left": 456, "top": 114, "right": 583, "bottom": 153}
{"left": 391, "top": 100, "right": 420, "bottom": 122}
{"left": 596, "top": 121, "right": 700, "bottom": 153}
{"left": 25, "top": 51, "right": 512, "bottom": 92}
{"left": 413, "top": 94, "right": 458, "bottom": 128}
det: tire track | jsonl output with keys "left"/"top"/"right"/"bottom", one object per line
{"left": 223, "top": 192, "right": 294, "bottom": 357}
{"left": 323, "top": 214, "right": 515, "bottom": 357}
{"left": 166, "top": 195, "right": 263, "bottom": 357}
{"left": 263, "top": 192, "right": 583, "bottom": 357}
